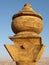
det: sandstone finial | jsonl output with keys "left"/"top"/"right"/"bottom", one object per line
{"left": 4, "top": 4, "right": 45, "bottom": 65}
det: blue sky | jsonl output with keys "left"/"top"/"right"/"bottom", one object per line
{"left": 0, "top": 0, "right": 49, "bottom": 60}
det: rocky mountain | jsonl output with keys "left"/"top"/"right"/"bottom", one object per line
{"left": 0, "top": 57, "right": 49, "bottom": 65}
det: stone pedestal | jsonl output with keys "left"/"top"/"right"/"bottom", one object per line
{"left": 4, "top": 3, "right": 45, "bottom": 65}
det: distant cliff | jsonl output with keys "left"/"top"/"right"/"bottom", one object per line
{"left": 0, "top": 57, "right": 49, "bottom": 65}
{"left": 39, "top": 57, "right": 49, "bottom": 65}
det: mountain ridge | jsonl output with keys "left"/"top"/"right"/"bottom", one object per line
{"left": 0, "top": 57, "right": 49, "bottom": 65}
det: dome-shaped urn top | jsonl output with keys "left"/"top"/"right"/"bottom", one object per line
{"left": 12, "top": 3, "right": 42, "bottom": 20}
{"left": 11, "top": 3, "right": 43, "bottom": 34}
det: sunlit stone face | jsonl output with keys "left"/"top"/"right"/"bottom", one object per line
{"left": 4, "top": 37, "right": 42, "bottom": 62}
{"left": 6, "top": 37, "right": 42, "bottom": 61}
{"left": 15, "top": 38, "right": 41, "bottom": 61}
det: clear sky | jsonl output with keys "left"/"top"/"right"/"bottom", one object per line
{"left": 0, "top": 0, "right": 49, "bottom": 60}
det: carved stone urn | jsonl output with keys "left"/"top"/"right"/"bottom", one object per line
{"left": 4, "top": 3, "right": 45, "bottom": 65}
